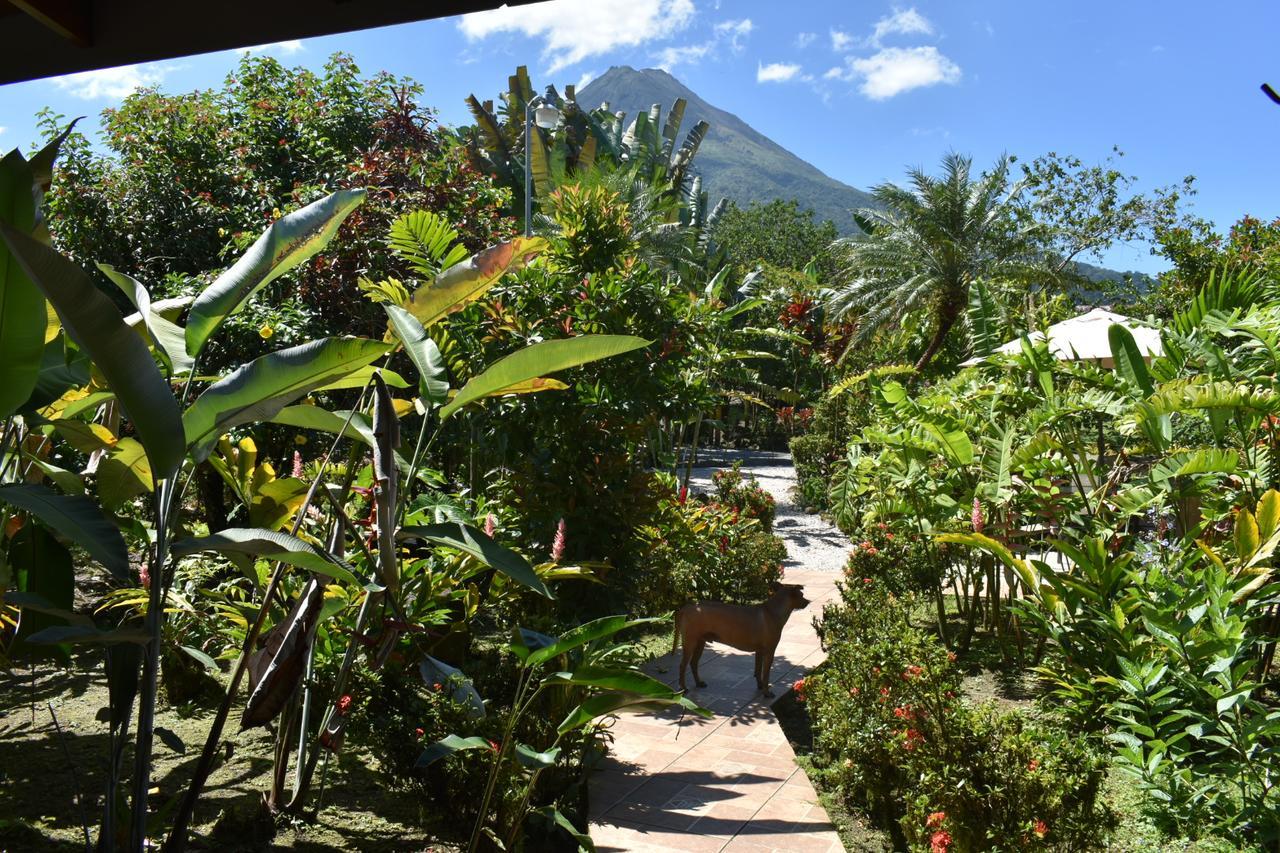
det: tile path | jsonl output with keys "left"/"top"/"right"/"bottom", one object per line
{"left": 589, "top": 452, "right": 850, "bottom": 853}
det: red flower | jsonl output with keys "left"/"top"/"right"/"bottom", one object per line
{"left": 902, "top": 728, "right": 924, "bottom": 750}
{"left": 947, "top": 651, "right": 957, "bottom": 663}
{"left": 488, "top": 739, "right": 500, "bottom": 752}
{"left": 1028, "top": 759, "right": 1039, "bottom": 772}
{"left": 926, "top": 811, "right": 947, "bottom": 828}
{"left": 930, "top": 829, "right": 952, "bottom": 853}
{"left": 1033, "top": 819, "right": 1048, "bottom": 839}
{"left": 678, "top": 486, "right": 688, "bottom": 505}
{"left": 432, "top": 682, "right": 442, "bottom": 691}
{"left": 793, "top": 678, "right": 806, "bottom": 700}
{"left": 902, "top": 665, "right": 923, "bottom": 680}
{"left": 863, "top": 577, "right": 873, "bottom": 585}
{"left": 415, "top": 727, "right": 425, "bottom": 737}
{"left": 336, "top": 694, "right": 353, "bottom": 716}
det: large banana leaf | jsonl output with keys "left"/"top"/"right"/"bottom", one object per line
{"left": 0, "top": 150, "right": 45, "bottom": 416}
{"left": 99, "top": 264, "right": 194, "bottom": 375}
{"left": 385, "top": 305, "right": 449, "bottom": 405}
{"left": 270, "top": 405, "right": 377, "bottom": 450}
{"left": 96, "top": 438, "right": 154, "bottom": 509}
{"left": 0, "top": 224, "right": 185, "bottom": 477}
{"left": 399, "top": 522, "right": 550, "bottom": 598}
{"left": 439, "top": 335, "right": 650, "bottom": 420}
{"left": 0, "top": 484, "right": 130, "bottom": 579}
{"left": 170, "top": 528, "right": 361, "bottom": 587}
{"left": 183, "top": 337, "right": 391, "bottom": 462}
{"left": 1108, "top": 323, "right": 1154, "bottom": 397}
{"left": 403, "top": 236, "right": 546, "bottom": 328}
{"left": 185, "top": 189, "right": 366, "bottom": 357}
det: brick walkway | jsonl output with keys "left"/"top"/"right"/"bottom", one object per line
{"left": 589, "top": 453, "right": 849, "bottom": 852}
{"left": 588, "top": 569, "right": 842, "bottom": 852}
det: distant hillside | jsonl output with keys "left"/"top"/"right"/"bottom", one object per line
{"left": 577, "top": 66, "right": 874, "bottom": 234}
{"left": 576, "top": 66, "right": 1146, "bottom": 284}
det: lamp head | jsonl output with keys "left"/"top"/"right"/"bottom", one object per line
{"left": 534, "top": 85, "right": 561, "bottom": 129}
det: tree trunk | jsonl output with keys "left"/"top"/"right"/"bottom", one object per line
{"left": 913, "top": 295, "right": 962, "bottom": 372}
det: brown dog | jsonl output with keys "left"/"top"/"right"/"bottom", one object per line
{"left": 673, "top": 583, "right": 810, "bottom": 697}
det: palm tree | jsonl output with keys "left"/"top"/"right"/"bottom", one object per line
{"left": 826, "top": 153, "right": 1028, "bottom": 371}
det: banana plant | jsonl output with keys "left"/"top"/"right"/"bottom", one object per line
{"left": 418, "top": 616, "right": 709, "bottom": 852}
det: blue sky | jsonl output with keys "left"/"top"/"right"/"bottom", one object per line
{"left": 1, "top": 0, "right": 1277, "bottom": 274}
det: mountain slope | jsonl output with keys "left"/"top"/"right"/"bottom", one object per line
{"left": 577, "top": 66, "right": 873, "bottom": 233}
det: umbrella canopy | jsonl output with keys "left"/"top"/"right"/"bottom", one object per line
{"left": 962, "top": 307, "right": 1163, "bottom": 368}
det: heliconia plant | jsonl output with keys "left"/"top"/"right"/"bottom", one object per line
{"left": 1, "top": 138, "right": 661, "bottom": 851}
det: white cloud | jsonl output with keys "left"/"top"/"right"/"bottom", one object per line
{"left": 0, "top": 127, "right": 6, "bottom": 137}
{"left": 236, "top": 39, "right": 305, "bottom": 56}
{"left": 871, "top": 7, "right": 932, "bottom": 45}
{"left": 654, "top": 42, "right": 712, "bottom": 71}
{"left": 822, "top": 66, "right": 844, "bottom": 80}
{"left": 795, "top": 31, "right": 816, "bottom": 49}
{"left": 757, "top": 61, "right": 804, "bottom": 83}
{"left": 653, "top": 14, "right": 754, "bottom": 72}
{"left": 830, "top": 29, "right": 854, "bottom": 51}
{"left": 833, "top": 46, "right": 960, "bottom": 99}
{"left": 575, "top": 69, "right": 597, "bottom": 91}
{"left": 49, "top": 63, "right": 173, "bottom": 100}
{"left": 459, "top": 0, "right": 696, "bottom": 74}
{"left": 714, "top": 18, "right": 753, "bottom": 52}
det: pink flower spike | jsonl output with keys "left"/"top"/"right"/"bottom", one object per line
{"left": 291, "top": 450, "right": 304, "bottom": 479}
{"left": 551, "top": 518, "right": 567, "bottom": 562}
{"left": 971, "top": 496, "right": 985, "bottom": 534}
{"left": 484, "top": 513, "right": 497, "bottom": 538}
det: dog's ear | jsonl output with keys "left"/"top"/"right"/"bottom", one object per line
{"left": 768, "top": 581, "right": 781, "bottom": 592}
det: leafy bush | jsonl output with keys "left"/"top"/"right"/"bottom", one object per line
{"left": 843, "top": 521, "right": 946, "bottom": 596}
{"left": 625, "top": 475, "right": 786, "bottom": 614}
{"left": 710, "top": 462, "right": 777, "bottom": 532}
{"left": 808, "top": 579, "right": 1114, "bottom": 851}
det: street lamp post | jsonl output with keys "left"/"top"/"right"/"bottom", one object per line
{"left": 523, "top": 85, "right": 561, "bottom": 237}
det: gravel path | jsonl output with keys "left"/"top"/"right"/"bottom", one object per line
{"left": 687, "top": 449, "right": 850, "bottom": 574}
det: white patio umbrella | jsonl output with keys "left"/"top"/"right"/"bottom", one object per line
{"left": 962, "top": 307, "right": 1162, "bottom": 368}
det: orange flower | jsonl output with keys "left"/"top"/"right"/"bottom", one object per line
{"left": 926, "top": 811, "right": 947, "bottom": 828}
{"left": 1033, "top": 819, "right": 1048, "bottom": 839}
{"left": 1028, "top": 759, "right": 1039, "bottom": 772}
{"left": 930, "top": 829, "right": 952, "bottom": 853}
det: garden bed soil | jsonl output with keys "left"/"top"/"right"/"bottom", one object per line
{"left": 0, "top": 658, "right": 456, "bottom": 852}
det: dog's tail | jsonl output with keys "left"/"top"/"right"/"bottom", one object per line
{"left": 671, "top": 607, "right": 682, "bottom": 655}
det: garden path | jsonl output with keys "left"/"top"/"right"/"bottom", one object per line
{"left": 589, "top": 451, "right": 849, "bottom": 852}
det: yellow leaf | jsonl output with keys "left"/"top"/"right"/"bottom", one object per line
{"left": 1256, "top": 490, "right": 1280, "bottom": 542}
{"left": 1234, "top": 509, "right": 1260, "bottom": 563}
{"left": 51, "top": 419, "right": 118, "bottom": 454}
{"left": 392, "top": 398, "right": 416, "bottom": 418}
{"left": 44, "top": 301, "right": 61, "bottom": 344}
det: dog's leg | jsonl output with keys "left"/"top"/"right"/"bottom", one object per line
{"left": 690, "top": 639, "right": 708, "bottom": 689}
{"left": 679, "top": 636, "right": 691, "bottom": 692}
{"left": 754, "top": 651, "right": 765, "bottom": 692}
{"left": 760, "top": 647, "right": 776, "bottom": 698}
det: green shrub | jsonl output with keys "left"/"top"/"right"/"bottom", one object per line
{"left": 790, "top": 431, "right": 834, "bottom": 510}
{"left": 808, "top": 579, "right": 1114, "bottom": 851}
{"left": 844, "top": 521, "right": 946, "bottom": 596}
{"left": 711, "top": 462, "right": 778, "bottom": 532}
{"left": 625, "top": 475, "right": 786, "bottom": 613}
